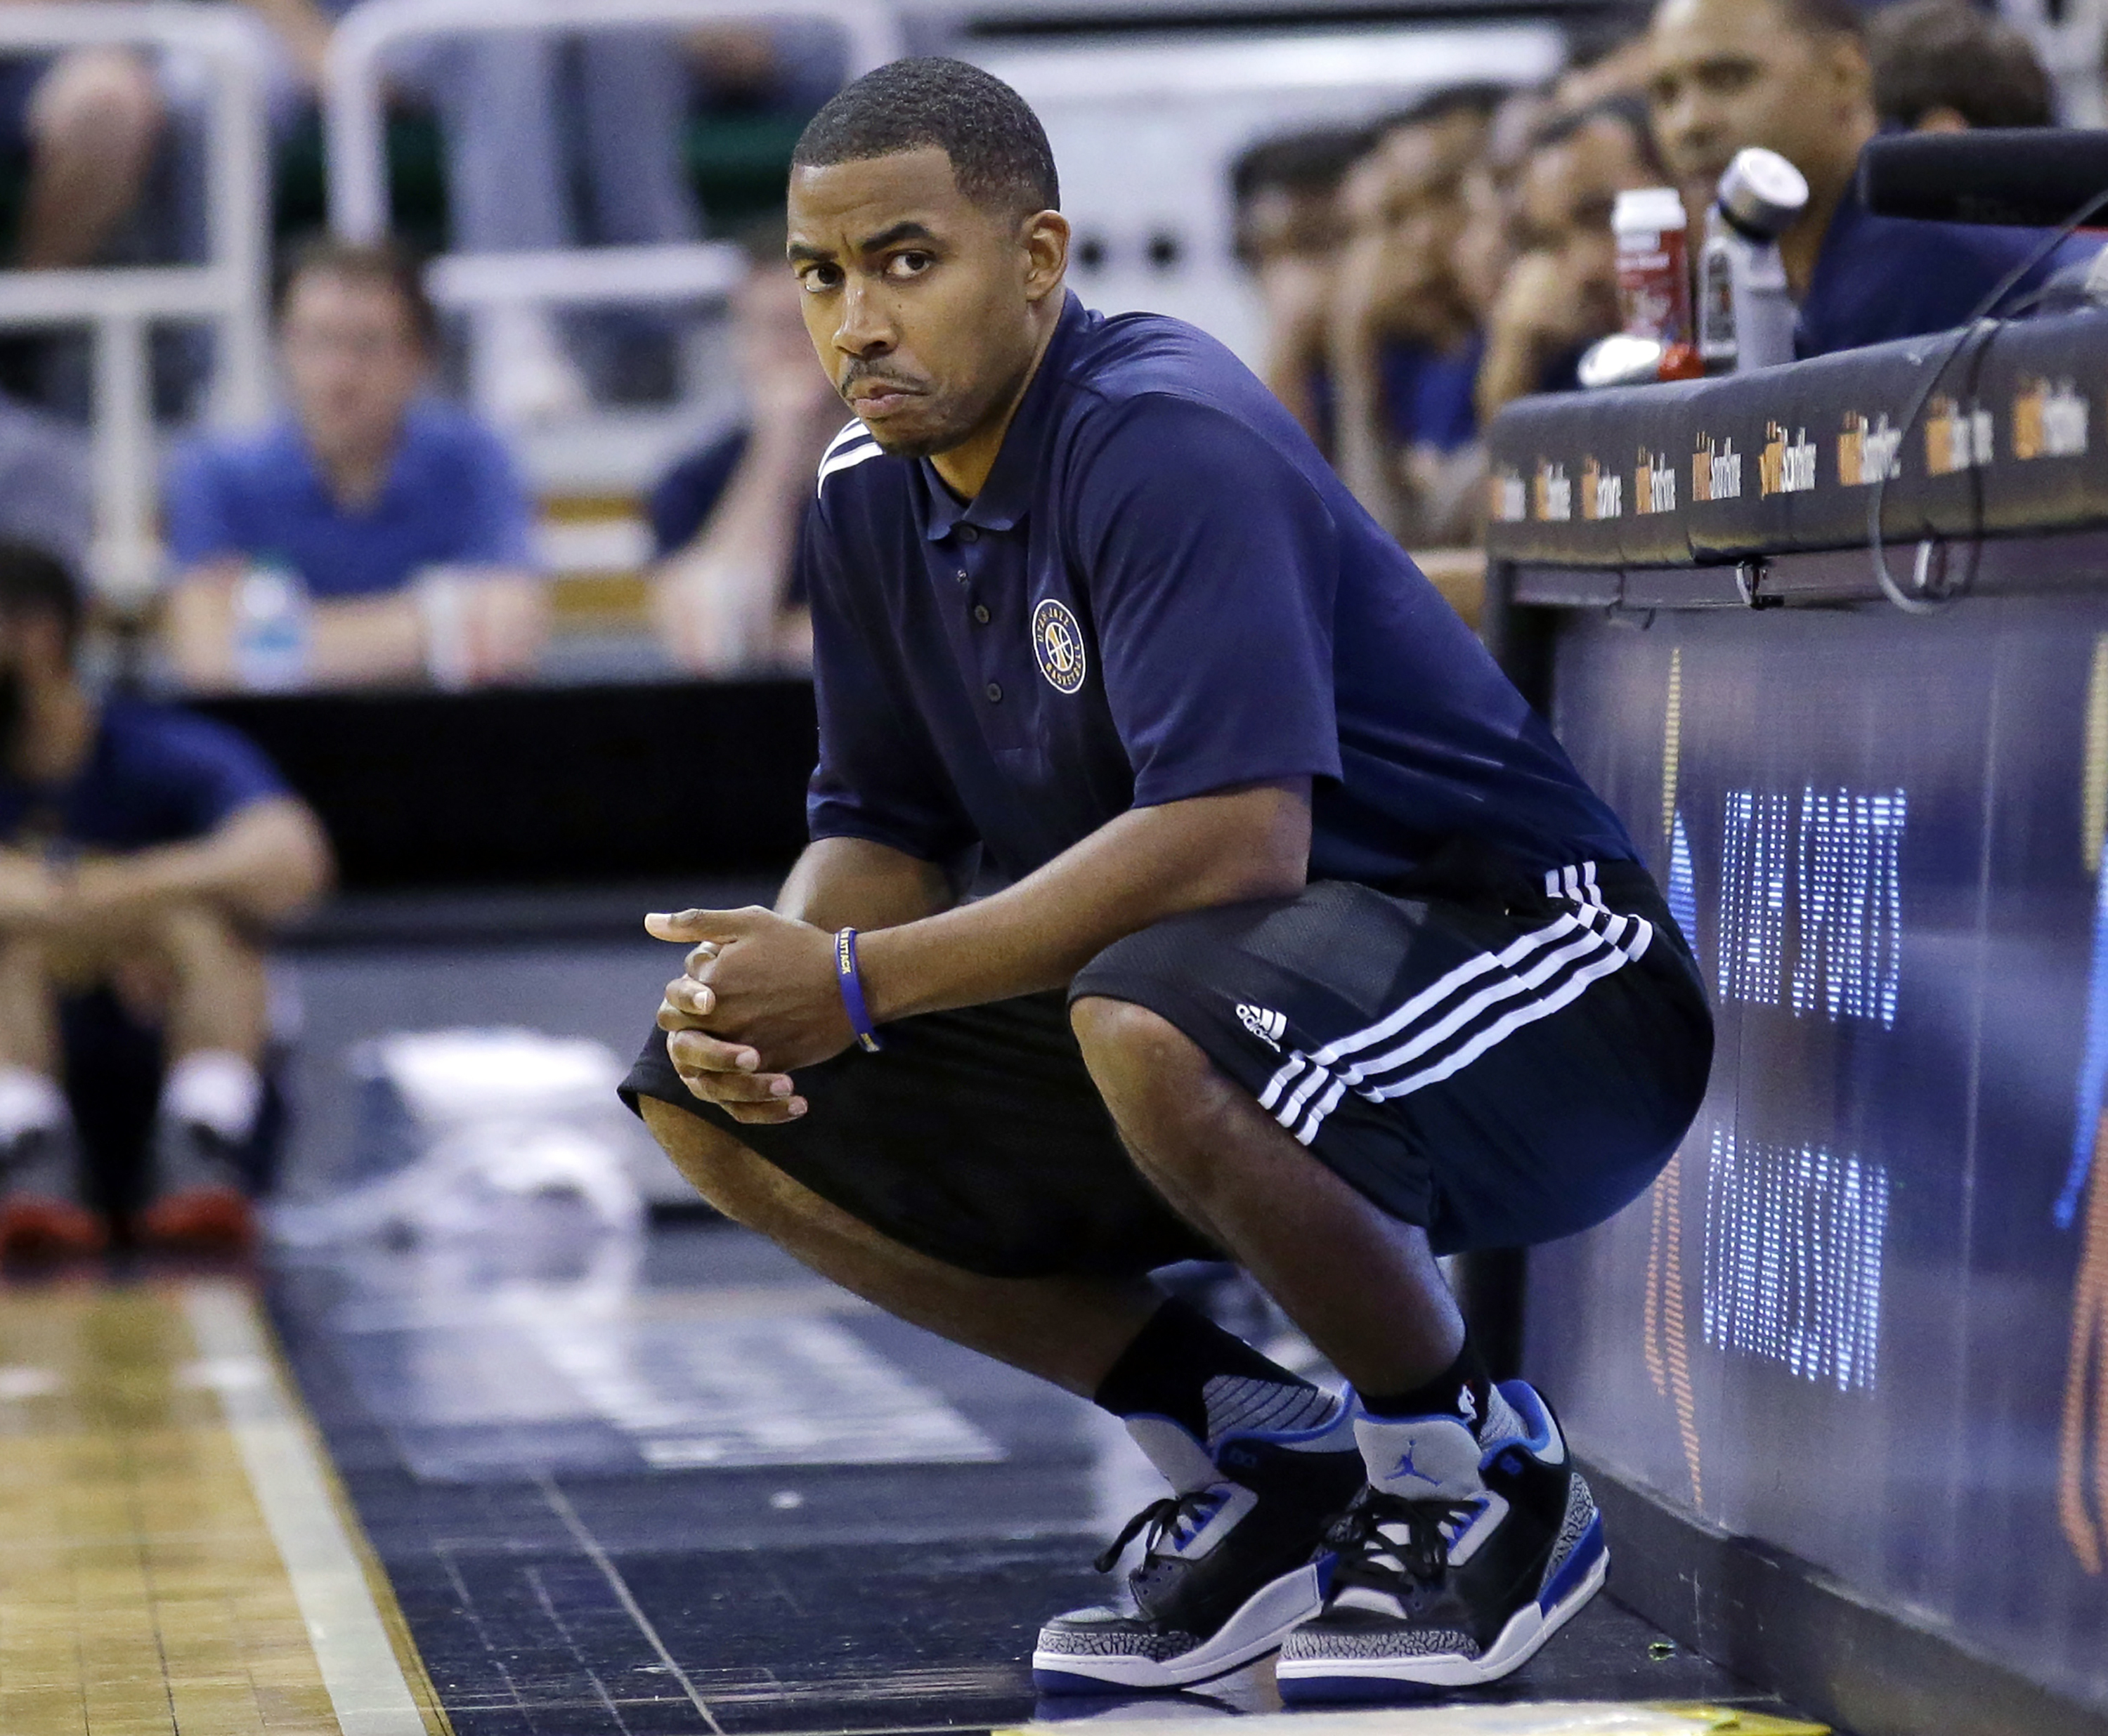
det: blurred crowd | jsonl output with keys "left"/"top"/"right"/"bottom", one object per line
{"left": 1230, "top": 0, "right": 2070, "bottom": 598}
{"left": 0, "top": 0, "right": 2078, "bottom": 695}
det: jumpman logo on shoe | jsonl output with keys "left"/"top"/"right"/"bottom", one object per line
{"left": 1390, "top": 1444, "right": 1441, "bottom": 1487}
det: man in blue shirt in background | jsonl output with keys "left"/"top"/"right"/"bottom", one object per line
{"left": 0, "top": 544, "right": 332, "bottom": 1260}
{"left": 163, "top": 238, "right": 547, "bottom": 691}
{"left": 627, "top": 60, "right": 1712, "bottom": 1700}
{"left": 1647, "top": 0, "right": 2094, "bottom": 359}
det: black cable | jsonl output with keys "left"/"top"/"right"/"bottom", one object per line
{"left": 1866, "top": 188, "right": 2108, "bottom": 615}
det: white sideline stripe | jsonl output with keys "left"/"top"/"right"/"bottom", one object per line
{"left": 823, "top": 417, "right": 868, "bottom": 459}
{"left": 816, "top": 441, "right": 883, "bottom": 495}
{"left": 183, "top": 1283, "right": 430, "bottom": 1736}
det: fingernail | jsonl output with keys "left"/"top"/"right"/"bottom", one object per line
{"left": 789, "top": 1099, "right": 807, "bottom": 1116}
{"left": 739, "top": 1051, "right": 759, "bottom": 1071}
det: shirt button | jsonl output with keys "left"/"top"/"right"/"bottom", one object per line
{"left": 985, "top": 681, "right": 1003, "bottom": 703}
{"left": 972, "top": 604, "right": 991, "bottom": 625}
{"left": 958, "top": 525, "right": 980, "bottom": 543}
{"left": 956, "top": 569, "right": 968, "bottom": 584}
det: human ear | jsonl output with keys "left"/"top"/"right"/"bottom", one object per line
{"left": 1021, "top": 210, "right": 1070, "bottom": 301}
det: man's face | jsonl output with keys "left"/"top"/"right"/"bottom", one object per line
{"left": 1518, "top": 116, "right": 1660, "bottom": 339}
{"left": 787, "top": 147, "right": 1064, "bottom": 460}
{"left": 1337, "top": 112, "right": 1483, "bottom": 322}
{"left": 1647, "top": 0, "right": 1868, "bottom": 215}
{"left": 280, "top": 272, "right": 428, "bottom": 462}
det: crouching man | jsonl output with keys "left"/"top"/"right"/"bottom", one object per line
{"left": 0, "top": 544, "right": 333, "bottom": 1256}
{"left": 631, "top": 60, "right": 1712, "bottom": 1700}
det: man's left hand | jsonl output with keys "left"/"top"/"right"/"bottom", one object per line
{"left": 646, "top": 905, "right": 857, "bottom": 1073}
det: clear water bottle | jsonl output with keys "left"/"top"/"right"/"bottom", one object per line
{"left": 232, "top": 555, "right": 311, "bottom": 691}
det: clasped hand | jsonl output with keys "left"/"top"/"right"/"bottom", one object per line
{"left": 647, "top": 906, "right": 855, "bottom": 1123}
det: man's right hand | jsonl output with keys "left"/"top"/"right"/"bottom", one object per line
{"left": 655, "top": 941, "right": 811, "bottom": 1125}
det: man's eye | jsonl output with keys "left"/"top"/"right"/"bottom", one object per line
{"left": 889, "top": 252, "right": 933, "bottom": 278}
{"left": 800, "top": 268, "right": 840, "bottom": 293}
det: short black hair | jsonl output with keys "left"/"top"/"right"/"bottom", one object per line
{"left": 1530, "top": 93, "right": 1669, "bottom": 179}
{"left": 1769, "top": 0, "right": 1866, "bottom": 41}
{"left": 1369, "top": 81, "right": 1513, "bottom": 141}
{"left": 792, "top": 58, "right": 1059, "bottom": 220}
{"left": 0, "top": 541, "right": 82, "bottom": 648}
{"left": 1230, "top": 125, "right": 1373, "bottom": 209}
{"left": 1869, "top": 0, "right": 2053, "bottom": 129}
{"left": 275, "top": 233, "right": 438, "bottom": 350}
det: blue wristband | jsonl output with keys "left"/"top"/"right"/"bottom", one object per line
{"left": 834, "top": 927, "right": 883, "bottom": 1053}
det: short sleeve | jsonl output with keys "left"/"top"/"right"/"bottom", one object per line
{"left": 802, "top": 513, "right": 977, "bottom": 863}
{"left": 451, "top": 421, "right": 540, "bottom": 569}
{"left": 649, "top": 429, "right": 750, "bottom": 558}
{"left": 126, "top": 707, "right": 291, "bottom": 838}
{"left": 1070, "top": 395, "right": 1343, "bottom": 807}
{"left": 162, "top": 439, "right": 244, "bottom": 568}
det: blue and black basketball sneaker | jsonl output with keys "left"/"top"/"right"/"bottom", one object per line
{"left": 1033, "top": 1395, "right": 1365, "bottom": 1692}
{"left": 1275, "top": 1381, "right": 1606, "bottom": 1702}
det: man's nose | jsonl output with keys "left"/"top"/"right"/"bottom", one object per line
{"left": 833, "top": 281, "right": 894, "bottom": 357}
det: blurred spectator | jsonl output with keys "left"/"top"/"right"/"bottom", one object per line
{"left": 162, "top": 237, "right": 548, "bottom": 693}
{"left": 1646, "top": 0, "right": 2094, "bottom": 358}
{"left": 1555, "top": 22, "right": 1654, "bottom": 112}
{"left": 0, "top": 543, "right": 331, "bottom": 1260}
{"left": 1454, "top": 89, "right": 1548, "bottom": 332}
{"left": 1478, "top": 98, "right": 1663, "bottom": 425}
{"left": 649, "top": 233, "right": 833, "bottom": 675}
{"left": 1229, "top": 124, "right": 1368, "bottom": 454}
{"left": 1867, "top": 0, "right": 2055, "bottom": 133}
{"left": 1328, "top": 86, "right": 1506, "bottom": 547}
{"left": 0, "top": 48, "right": 162, "bottom": 268}
{"left": 0, "top": 398, "right": 90, "bottom": 578}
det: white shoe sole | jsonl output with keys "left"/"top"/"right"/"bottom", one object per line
{"left": 1032, "top": 1561, "right": 1325, "bottom": 1694}
{"left": 1275, "top": 1536, "right": 1608, "bottom": 1700}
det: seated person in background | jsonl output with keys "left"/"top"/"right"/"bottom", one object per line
{"left": 1228, "top": 125, "right": 1368, "bottom": 457}
{"left": 649, "top": 232, "right": 838, "bottom": 675}
{"left": 1477, "top": 98, "right": 1664, "bottom": 423}
{"left": 1327, "top": 86, "right": 1506, "bottom": 549}
{"left": 1647, "top": 0, "right": 2094, "bottom": 359}
{"left": 0, "top": 544, "right": 332, "bottom": 1260}
{"left": 163, "top": 237, "right": 548, "bottom": 692}
{"left": 1867, "top": 0, "right": 2054, "bottom": 133}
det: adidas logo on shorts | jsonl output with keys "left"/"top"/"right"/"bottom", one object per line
{"left": 1237, "top": 1003, "right": 1287, "bottom": 1050}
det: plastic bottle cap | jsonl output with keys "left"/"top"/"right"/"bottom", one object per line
{"left": 1717, "top": 148, "right": 1809, "bottom": 240}
{"left": 1613, "top": 187, "right": 1690, "bottom": 237}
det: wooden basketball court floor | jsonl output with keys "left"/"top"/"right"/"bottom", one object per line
{"left": 0, "top": 1227, "right": 1831, "bottom": 1736}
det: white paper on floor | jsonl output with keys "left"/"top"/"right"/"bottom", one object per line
{"left": 269, "top": 1028, "right": 648, "bottom": 1246}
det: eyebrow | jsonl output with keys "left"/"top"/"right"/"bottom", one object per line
{"left": 786, "top": 219, "right": 943, "bottom": 268}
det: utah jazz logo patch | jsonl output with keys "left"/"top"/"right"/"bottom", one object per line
{"left": 1032, "top": 598, "right": 1087, "bottom": 694}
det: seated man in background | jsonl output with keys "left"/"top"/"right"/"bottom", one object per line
{"left": 1648, "top": 0, "right": 2093, "bottom": 359}
{"left": 649, "top": 231, "right": 836, "bottom": 675}
{"left": 1327, "top": 87, "right": 1503, "bottom": 549}
{"left": 163, "top": 237, "right": 548, "bottom": 691}
{"left": 0, "top": 544, "right": 332, "bottom": 1259}
{"left": 1477, "top": 97, "right": 1665, "bottom": 422}
{"left": 1866, "top": 0, "right": 2054, "bottom": 133}
{"left": 1228, "top": 124, "right": 1368, "bottom": 457}
{"left": 0, "top": 46, "right": 162, "bottom": 270}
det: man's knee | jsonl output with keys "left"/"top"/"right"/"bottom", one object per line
{"left": 151, "top": 900, "right": 258, "bottom": 977}
{"left": 1071, "top": 995, "right": 1216, "bottom": 1128}
{"left": 639, "top": 1095, "right": 802, "bottom": 1234}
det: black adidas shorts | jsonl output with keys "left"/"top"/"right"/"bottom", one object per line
{"left": 621, "top": 850, "right": 1712, "bottom": 1280}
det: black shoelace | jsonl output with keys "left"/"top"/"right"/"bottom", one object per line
{"left": 1323, "top": 1487, "right": 1476, "bottom": 1588}
{"left": 1093, "top": 1487, "right": 1224, "bottom": 1574}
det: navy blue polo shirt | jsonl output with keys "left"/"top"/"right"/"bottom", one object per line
{"left": 0, "top": 700, "right": 289, "bottom": 854}
{"left": 1797, "top": 187, "right": 2100, "bottom": 359}
{"left": 802, "top": 294, "right": 1632, "bottom": 889}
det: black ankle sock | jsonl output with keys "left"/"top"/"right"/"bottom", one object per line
{"left": 1094, "top": 1298, "right": 1332, "bottom": 1445}
{"left": 1358, "top": 1338, "right": 1495, "bottom": 1433}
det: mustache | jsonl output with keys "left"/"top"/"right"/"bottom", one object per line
{"left": 838, "top": 363, "right": 925, "bottom": 399}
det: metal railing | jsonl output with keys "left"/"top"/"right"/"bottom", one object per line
{"left": 324, "top": 0, "right": 904, "bottom": 364}
{"left": 0, "top": 4, "right": 272, "bottom": 606}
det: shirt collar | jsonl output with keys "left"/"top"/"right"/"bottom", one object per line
{"left": 919, "top": 292, "right": 1088, "bottom": 542}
